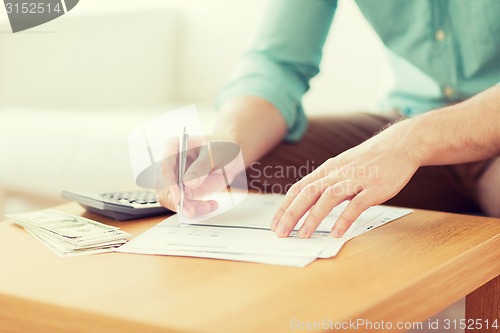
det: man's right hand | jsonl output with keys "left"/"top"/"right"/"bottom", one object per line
{"left": 156, "top": 136, "right": 242, "bottom": 218}
{"left": 157, "top": 96, "right": 288, "bottom": 217}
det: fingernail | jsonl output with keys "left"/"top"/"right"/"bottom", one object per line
{"left": 331, "top": 229, "right": 341, "bottom": 238}
{"left": 209, "top": 201, "right": 219, "bottom": 211}
{"left": 276, "top": 224, "right": 287, "bottom": 237}
{"left": 298, "top": 226, "right": 308, "bottom": 238}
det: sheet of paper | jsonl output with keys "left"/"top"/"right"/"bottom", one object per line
{"left": 116, "top": 216, "right": 320, "bottom": 267}
{"left": 116, "top": 216, "right": 345, "bottom": 267}
{"left": 117, "top": 194, "right": 412, "bottom": 267}
{"left": 316, "top": 204, "right": 412, "bottom": 258}
{"left": 181, "top": 193, "right": 411, "bottom": 235}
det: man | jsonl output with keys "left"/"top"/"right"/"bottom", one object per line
{"left": 159, "top": 0, "right": 500, "bottom": 239}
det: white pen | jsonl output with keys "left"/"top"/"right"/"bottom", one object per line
{"left": 178, "top": 127, "right": 188, "bottom": 217}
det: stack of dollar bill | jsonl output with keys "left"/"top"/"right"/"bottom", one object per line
{"left": 8, "top": 209, "right": 131, "bottom": 257}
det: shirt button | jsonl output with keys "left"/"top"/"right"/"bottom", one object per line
{"left": 443, "top": 86, "right": 454, "bottom": 98}
{"left": 435, "top": 29, "right": 446, "bottom": 41}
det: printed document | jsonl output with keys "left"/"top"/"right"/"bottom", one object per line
{"left": 117, "top": 194, "right": 412, "bottom": 267}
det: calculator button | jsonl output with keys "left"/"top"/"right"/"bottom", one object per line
{"left": 118, "top": 199, "right": 133, "bottom": 206}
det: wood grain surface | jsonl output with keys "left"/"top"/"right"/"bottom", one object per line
{"left": 0, "top": 203, "right": 498, "bottom": 333}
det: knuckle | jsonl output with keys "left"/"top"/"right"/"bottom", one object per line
{"left": 158, "top": 191, "right": 174, "bottom": 209}
{"left": 324, "top": 185, "right": 339, "bottom": 198}
{"left": 325, "top": 157, "right": 336, "bottom": 166}
{"left": 323, "top": 175, "right": 337, "bottom": 184}
{"left": 349, "top": 198, "right": 364, "bottom": 211}
{"left": 306, "top": 210, "right": 321, "bottom": 226}
{"left": 274, "top": 206, "right": 287, "bottom": 220}
{"left": 302, "top": 183, "right": 318, "bottom": 197}
{"left": 354, "top": 183, "right": 365, "bottom": 194}
{"left": 282, "top": 209, "right": 297, "bottom": 222}
{"left": 158, "top": 196, "right": 169, "bottom": 208}
{"left": 336, "top": 214, "right": 352, "bottom": 228}
{"left": 288, "top": 182, "right": 304, "bottom": 196}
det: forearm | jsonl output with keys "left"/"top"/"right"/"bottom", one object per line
{"left": 213, "top": 96, "right": 287, "bottom": 167}
{"left": 403, "top": 85, "right": 500, "bottom": 166}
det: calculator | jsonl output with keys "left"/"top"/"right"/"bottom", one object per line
{"left": 61, "top": 190, "right": 172, "bottom": 221}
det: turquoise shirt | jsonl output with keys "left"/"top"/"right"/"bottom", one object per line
{"left": 217, "top": 0, "right": 500, "bottom": 141}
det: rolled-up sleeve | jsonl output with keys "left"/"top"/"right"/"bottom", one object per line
{"left": 216, "top": 0, "right": 337, "bottom": 142}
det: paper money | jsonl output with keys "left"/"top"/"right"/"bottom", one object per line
{"left": 8, "top": 209, "right": 131, "bottom": 257}
{"left": 9, "top": 209, "right": 118, "bottom": 237}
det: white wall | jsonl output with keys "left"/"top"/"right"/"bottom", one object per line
{"left": 159, "top": 0, "right": 393, "bottom": 113}
{"left": 305, "top": 0, "right": 393, "bottom": 113}
{"left": 154, "top": 0, "right": 393, "bottom": 113}
{"left": 0, "top": 1, "right": 179, "bottom": 109}
{"left": 0, "top": 0, "right": 392, "bottom": 113}
{"left": 0, "top": 0, "right": 393, "bottom": 217}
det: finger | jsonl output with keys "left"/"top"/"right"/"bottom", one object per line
{"left": 185, "top": 171, "right": 227, "bottom": 199}
{"left": 270, "top": 166, "right": 329, "bottom": 231}
{"left": 180, "top": 200, "right": 195, "bottom": 218}
{"left": 297, "top": 180, "right": 361, "bottom": 238}
{"left": 186, "top": 145, "right": 199, "bottom": 161}
{"left": 330, "top": 190, "right": 374, "bottom": 238}
{"left": 158, "top": 186, "right": 180, "bottom": 212}
{"left": 184, "top": 145, "right": 212, "bottom": 189}
{"left": 179, "top": 200, "right": 218, "bottom": 218}
{"left": 274, "top": 176, "right": 339, "bottom": 237}
{"left": 161, "top": 165, "right": 181, "bottom": 208}
{"left": 158, "top": 137, "right": 181, "bottom": 206}
{"left": 165, "top": 135, "right": 207, "bottom": 201}
{"left": 190, "top": 200, "right": 219, "bottom": 216}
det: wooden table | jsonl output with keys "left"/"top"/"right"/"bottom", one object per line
{"left": 0, "top": 203, "right": 499, "bottom": 333}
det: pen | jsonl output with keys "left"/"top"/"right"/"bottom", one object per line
{"left": 178, "top": 127, "right": 188, "bottom": 216}
{"left": 207, "top": 142, "right": 234, "bottom": 206}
